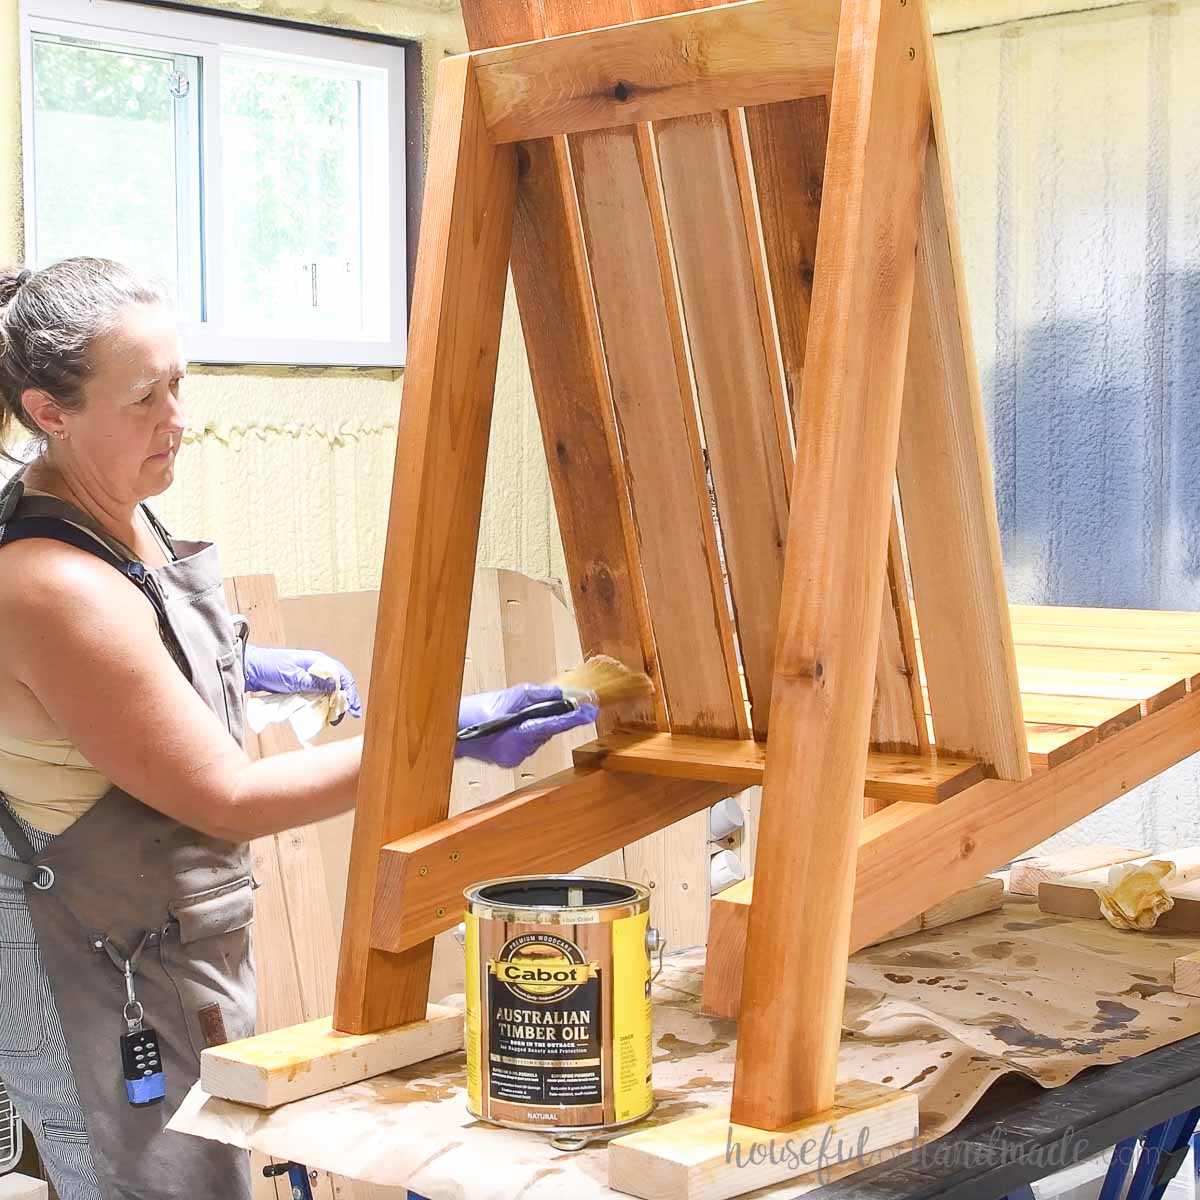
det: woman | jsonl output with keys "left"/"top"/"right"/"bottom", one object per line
{"left": 0, "top": 257, "right": 595, "bottom": 1200}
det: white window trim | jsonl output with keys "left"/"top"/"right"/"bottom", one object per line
{"left": 19, "top": 0, "right": 408, "bottom": 368}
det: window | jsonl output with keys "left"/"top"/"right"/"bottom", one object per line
{"left": 19, "top": 0, "right": 408, "bottom": 366}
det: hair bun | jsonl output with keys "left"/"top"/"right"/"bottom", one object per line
{"left": 0, "top": 268, "right": 32, "bottom": 308}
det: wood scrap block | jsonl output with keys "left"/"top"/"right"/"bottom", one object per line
{"left": 701, "top": 876, "right": 1002, "bottom": 1019}
{"left": 1038, "top": 849, "right": 1200, "bottom": 930}
{"left": 1174, "top": 951, "right": 1200, "bottom": 997}
{"left": 0, "top": 1177, "right": 49, "bottom": 1200}
{"left": 897, "top": 876, "right": 1004, "bottom": 940}
{"left": 607, "top": 1080, "right": 917, "bottom": 1200}
{"left": 1009, "top": 845, "right": 1150, "bottom": 897}
{"left": 200, "top": 1006, "right": 464, "bottom": 1109}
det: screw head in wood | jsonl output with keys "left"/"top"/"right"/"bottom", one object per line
{"left": 450, "top": 851, "right": 461, "bottom": 862}
{"left": 419, "top": 865, "right": 429, "bottom": 876}
{"left": 908, "top": 46, "right": 916, "bottom": 59}
{"left": 435, "top": 906, "right": 446, "bottom": 918}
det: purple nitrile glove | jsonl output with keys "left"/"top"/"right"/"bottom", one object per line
{"left": 243, "top": 645, "right": 363, "bottom": 720}
{"left": 455, "top": 682, "right": 598, "bottom": 769}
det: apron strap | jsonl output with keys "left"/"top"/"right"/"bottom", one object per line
{"left": 140, "top": 503, "right": 177, "bottom": 560}
{"left": 0, "top": 800, "right": 54, "bottom": 888}
{"left": 7, "top": 493, "right": 135, "bottom": 561}
{"left": 0, "top": 516, "right": 192, "bottom": 682}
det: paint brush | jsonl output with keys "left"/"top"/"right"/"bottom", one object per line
{"left": 455, "top": 655, "right": 654, "bottom": 743}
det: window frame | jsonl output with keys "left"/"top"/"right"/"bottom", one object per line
{"left": 19, "top": 0, "right": 409, "bottom": 367}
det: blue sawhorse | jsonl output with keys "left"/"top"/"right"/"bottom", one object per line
{"left": 264, "top": 1162, "right": 431, "bottom": 1199}
{"left": 1000, "top": 1106, "right": 1200, "bottom": 1200}
{"left": 263, "top": 1107, "right": 1200, "bottom": 1200}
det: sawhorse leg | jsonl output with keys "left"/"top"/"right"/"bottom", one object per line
{"left": 1117, "top": 1107, "right": 1200, "bottom": 1200}
{"left": 1098, "top": 1136, "right": 1141, "bottom": 1200}
{"left": 263, "top": 1162, "right": 315, "bottom": 1199}
{"left": 1001, "top": 1107, "right": 1199, "bottom": 1200}
{"left": 264, "top": 1163, "right": 431, "bottom": 1200}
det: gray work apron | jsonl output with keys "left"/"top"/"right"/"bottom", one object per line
{"left": 0, "top": 477, "right": 256, "bottom": 1200}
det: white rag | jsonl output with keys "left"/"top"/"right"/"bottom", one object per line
{"left": 243, "top": 655, "right": 349, "bottom": 747}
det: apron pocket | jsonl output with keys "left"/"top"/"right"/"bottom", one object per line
{"left": 162, "top": 880, "right": 257, "bottom": 1061}
{"left": 168, "top": 877, "right": 255, "bottom": 944}
{"left": 42, "top": 1118, "right": 89, "bottom": 1145}
{"left": 0, "top": 901, "right": 46, "bottom": 1055}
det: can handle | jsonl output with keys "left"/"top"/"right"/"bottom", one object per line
{"left": 646, "top": 926, "right": 666, "bottom": 982}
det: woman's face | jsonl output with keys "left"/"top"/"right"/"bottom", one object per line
{"left": 54, "top": 302, "right": 187, "bottom": 502}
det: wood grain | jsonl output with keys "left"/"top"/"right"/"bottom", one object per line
{"left": 370, "top": 768, "right": 735, "bottom": 953}
{"left": 742, "top": 95, "right": 829, "bottom": 430}
{"left": 614, "top": 0, "right": 790, "bottom": 739}
{"left": 333, "top": 54, "right": 517, "bottom": 1035}
{"left": 520, "top": 0, "right": 744, "bottom": 953}
{"left": 608, "top": 1080, "right": 917, "bottom": 1200}
{"left": 570, "top": 122, "right": 745, "bottom": 738}
{"left": 1175, "top": 951, "right": 1200, "bottom": 997}
{"left": 650, "top": 104, "right": 790, "bottom": 737}
{"left": 710, "top": 695, "right": 1200, "bottom": 1015}
{"left": 471, "top": 0, "right": 838, "bottom": 142}
{"left": 1037, "top": 849, "right": 1200, "bottom": 927}
{"left": 871, "top": 517, "right": 929, "bottom": 759}
{"left": 1016, "top": 692, "right": 1143, "bottom": 728}
{"left": 572, "top": 731, "right": 982, "bottom": 802}
{"left": 1012, "top": 604, "right": 1200, "bottom": 631}
{"left": 895, "top": 32, "right": 1027, "bottom": 779}
{"left": 460, "top": 2, "right": 660, "bottom": 733}
{"left": 702, "top": 875, "right": 1003, "bottom": 1019}
{"left": 1012, "top": 617, "right": 1200, "bottom": 656}
{"left": 740, "top": 86, "right": 926, "bottom": 761}
{"left": 852, "top": 687, "right": 1200, "bottom": 951}
{"left": 1009, "top": 844, "right": 1151, "bottom": 897}
{"left": 730, "top": 0, "right": 931, "bottom": 1128}
{"left": 200, "top": 1008, "right": 464, "bottom": 1109}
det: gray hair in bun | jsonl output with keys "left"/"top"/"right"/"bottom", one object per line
{"left": 0, "top": 257, "right": 170, "bottom": 455}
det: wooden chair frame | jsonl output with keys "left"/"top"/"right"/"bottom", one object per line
{"left": 204, "top": 0, "right": 1200, "bottom": 1191}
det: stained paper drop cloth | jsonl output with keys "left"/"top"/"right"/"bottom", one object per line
{"left": 171, "top": 896, "right": 1200, "bottom": 1199}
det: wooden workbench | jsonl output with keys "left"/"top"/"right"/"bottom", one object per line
{"left": 172, "top": 899, "right": 1200, "bottom": 1199}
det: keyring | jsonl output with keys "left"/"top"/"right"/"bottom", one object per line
{"left": 123, "top": 1001, "right": 144, "bottom": 1027}
{"left": 33, "top": 866, "right": 54, "bottom": 891}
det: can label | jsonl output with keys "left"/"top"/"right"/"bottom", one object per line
{"left": 612, "top": 909, "right": 653, "bottom": 1123}
{"left": 465, "top": 900, "right": 653, "bottom": 1132}
{"left": 488, "top": 932, "right": 601, "bottom": 1107}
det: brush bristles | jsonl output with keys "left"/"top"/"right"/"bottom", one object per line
{"left": 553, "top": 655, "right": 654, "bottom": 707}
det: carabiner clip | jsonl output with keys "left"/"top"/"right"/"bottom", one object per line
{"left": 122, "top": 960, "right": 144, "bottom": 1033}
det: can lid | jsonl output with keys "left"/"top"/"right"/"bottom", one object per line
{"left": 464, "top": 875, "right": 650, "bottom": 920}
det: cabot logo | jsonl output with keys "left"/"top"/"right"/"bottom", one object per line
{"left": 490, "top": 932, "right": 597, "bottom": 1003}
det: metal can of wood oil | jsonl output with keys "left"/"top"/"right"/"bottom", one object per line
{"left": 463, "top": 875, "right": 660, "bottom": 1143}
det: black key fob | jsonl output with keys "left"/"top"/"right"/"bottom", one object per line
{"left": 121, "top": 1026, "right": 165, "bottom": 1106}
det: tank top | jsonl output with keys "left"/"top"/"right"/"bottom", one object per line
{"left": 0, "top": 488, "right": 174, "bottom": 833}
